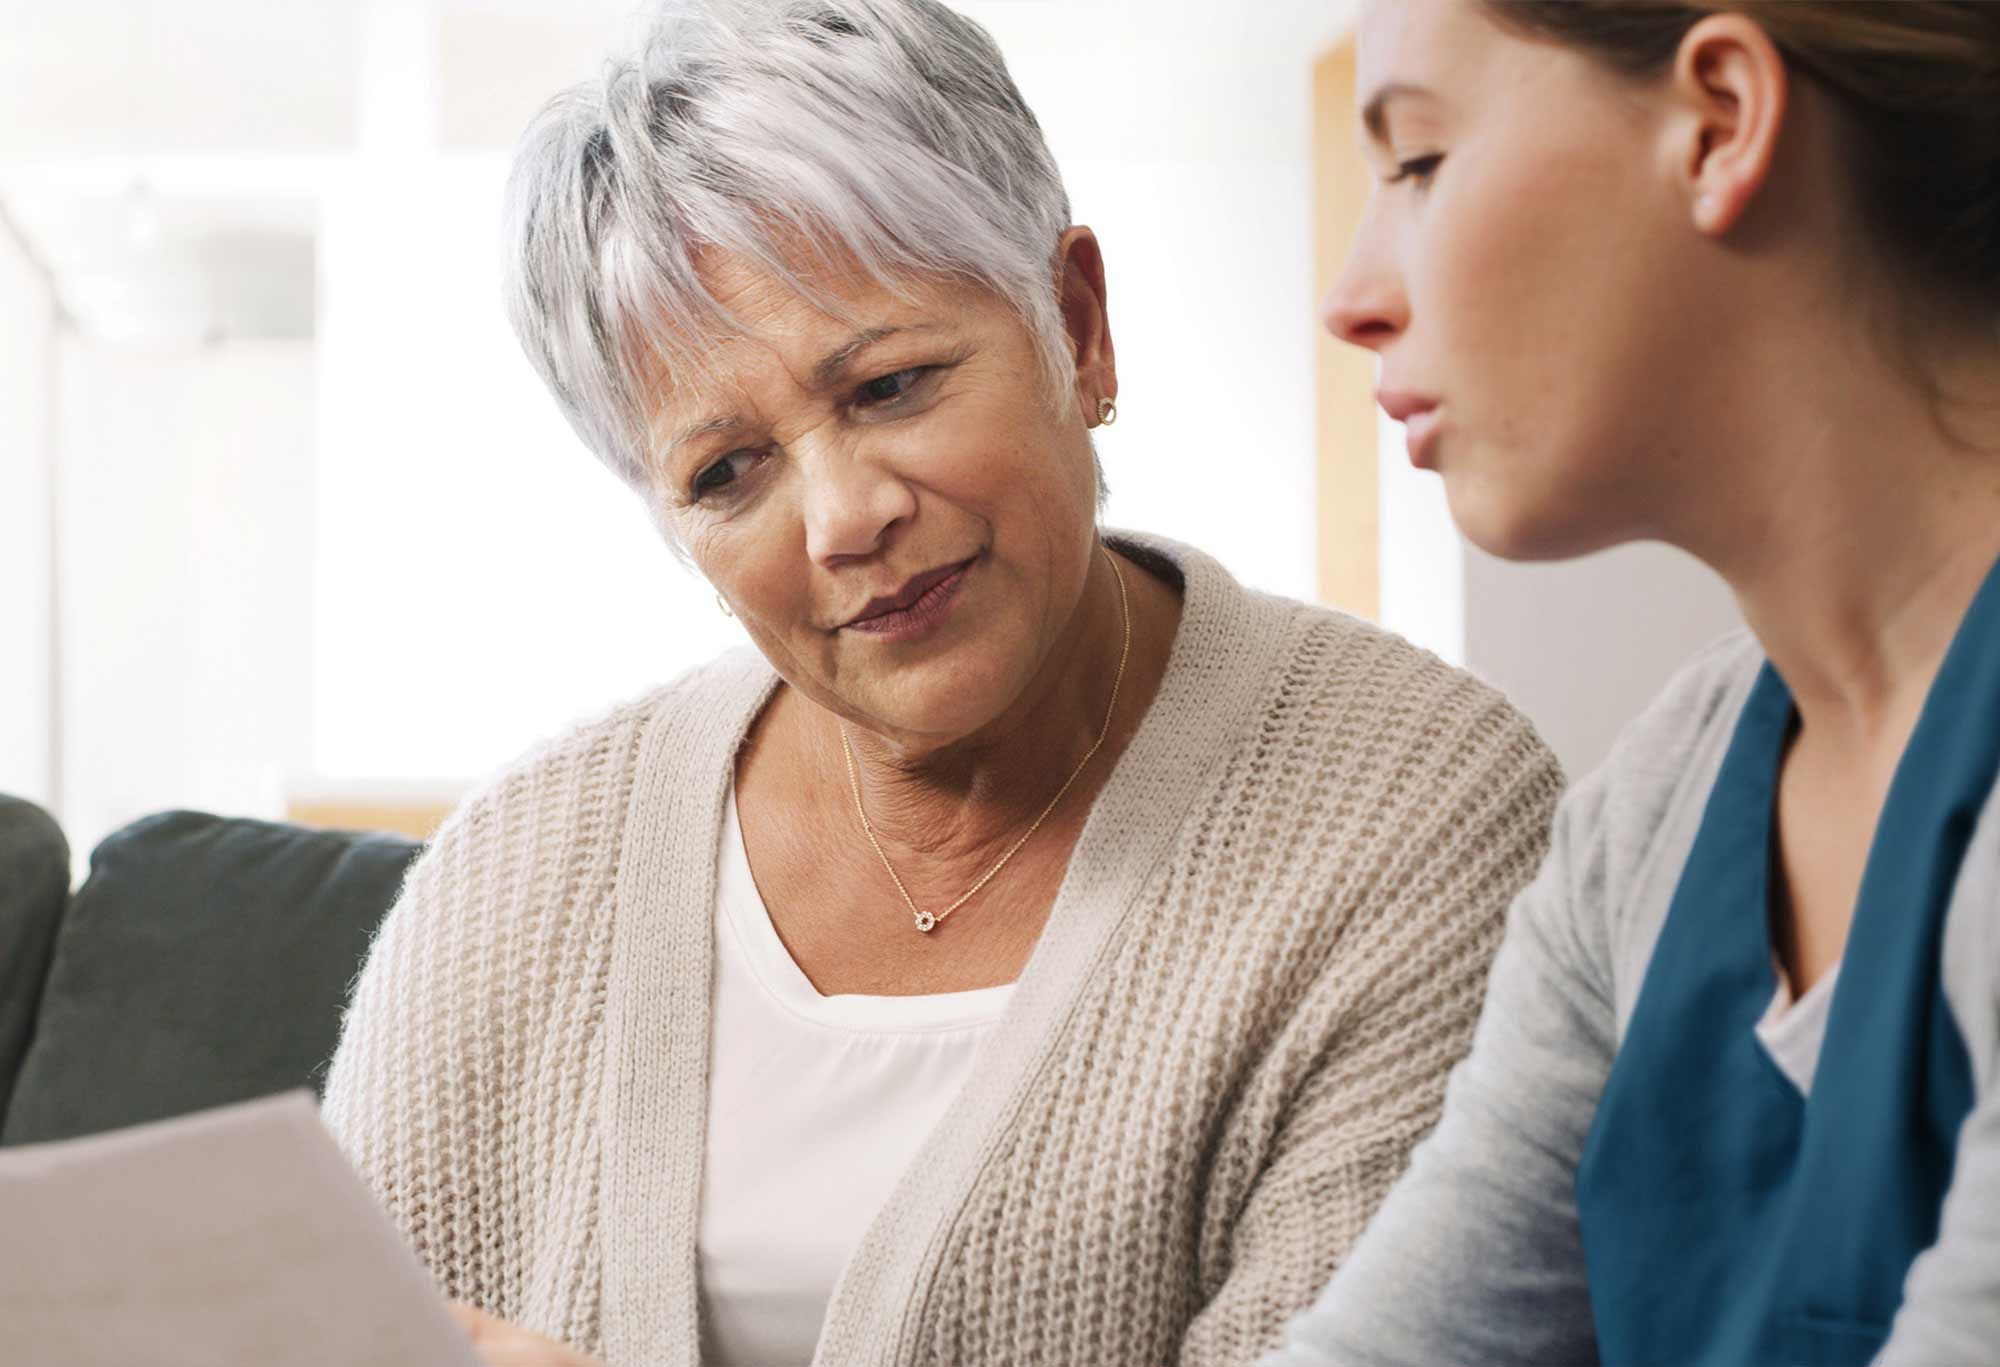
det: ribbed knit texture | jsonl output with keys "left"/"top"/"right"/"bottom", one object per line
{"left": 321, "top": 533, "right": 1563, "bottom": 1366}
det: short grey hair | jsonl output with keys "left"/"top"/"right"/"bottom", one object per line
{"left": 502, "top": 0, "right": 1077, "bottom": 491}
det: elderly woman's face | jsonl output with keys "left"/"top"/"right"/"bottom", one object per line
{"left": 652, "top": 249, "right": 1106, "bottom": 748}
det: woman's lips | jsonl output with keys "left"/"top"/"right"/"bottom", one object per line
{"left": 1403, "top": 407, "right": 1442, "bottom": 469}
{"left": 843, "top": 558, "right": 975, "bottom": 641}
{"left": 1377, "top": 389, "right": 1443, "bottom": 470}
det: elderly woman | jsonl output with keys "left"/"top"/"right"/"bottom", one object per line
{"left": 321, "top": 1, "right": 1561, "bottom": 1364}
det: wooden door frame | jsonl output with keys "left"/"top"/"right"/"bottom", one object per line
{"left": 1313, "top": 37, "right": 1378, "bottom": 619}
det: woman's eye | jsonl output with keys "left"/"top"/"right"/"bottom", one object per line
{"left": 857, "top": 367, "right": 928, "bottom": 407}
{"left": 690, "top": 449, "right": 765, "bottom": 501}
{"left": 1388, "top": 154, "right": 1444, "bottom": 187}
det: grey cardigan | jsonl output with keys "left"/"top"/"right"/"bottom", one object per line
{"left": 1269, "top": 631, "right": 2000, "bottom": 1366}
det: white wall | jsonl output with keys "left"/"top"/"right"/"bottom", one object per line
{"left": 0, "top": 0, "right": 356, "bottom": 161}
{"left": 1377, "top": 410, "right": 1465, "bottom": 667}
{"left": 56, "top": 337, "right": 314, "bottom": 856}
{"left": 312, "top": 155, "right": 748, "bottom": 779}
{"left": 1463, "top": 544, "right": 1742, "bottom": 781}
{"left": 967, "top": 1, "right": 1338, "bottom": 602}
{"left": 0, "top": 220, "right": 58, "bottom": 807}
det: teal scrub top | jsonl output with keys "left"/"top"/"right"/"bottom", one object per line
{"left": 1574, "top": 555, "right": 2000, "bottom": 1365}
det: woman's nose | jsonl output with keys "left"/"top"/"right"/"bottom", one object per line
{"left": 1321, "top": 212, "right": 1408, "bottom": 353}
{"left": 1321, "top": 285, "right": 1405, "bottom": 352}
{"left": 801, "top": 447, "right": 918, "bottom": 566}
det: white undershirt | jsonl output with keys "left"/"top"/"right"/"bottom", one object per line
{"left": 697, "top": 787, "right": 1014, "bottom": 1367}
{"left": 1754, "top": 956, "right": 1842, "bottom": 1096}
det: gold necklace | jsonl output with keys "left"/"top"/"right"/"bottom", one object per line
{"left": 839, "top": 545, "right": 1133, "bottom": 934}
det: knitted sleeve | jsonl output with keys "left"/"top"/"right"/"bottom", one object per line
{"left": 1179, "top": 689, "right": 1567, "bottom": 1365}
{"left": 1261, "top": 743, "right": 1624, "bottom": 1367}
{"left": 319, "top": 698, "right": 656, "bottom": 1358}
{"left": 1261, "top": 635, "right": 1782, "bottom": 1367}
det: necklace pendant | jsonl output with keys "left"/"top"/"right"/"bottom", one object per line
{"left": 914, "top": 911, "right": 937, "bottom": 933}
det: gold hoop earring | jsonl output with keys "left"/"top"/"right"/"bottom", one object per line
{"left": 715, "top": 593, "right": 734, "bottom": 618}
{"left": 1097, "top": 397, "right": 1118, "bottom": 427}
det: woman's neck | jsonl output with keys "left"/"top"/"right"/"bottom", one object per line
{"left": 1684, "top": 326, "right": 2000, "bottom": 743}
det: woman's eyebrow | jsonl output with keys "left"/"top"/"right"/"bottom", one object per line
{"left": 1361, "top": 82, "right": 1436, "bottom": 144}
{"left": 660, "top": 323, "right": 952, "bottom": 455}
{"left": 811, "top": 323, "right": 948, "bottom": 387}
{"left": 663, "top": 415, "right": 742, "bottom": 459}
{"left": 813, "top": 327, "right": 903, "bottom": 386}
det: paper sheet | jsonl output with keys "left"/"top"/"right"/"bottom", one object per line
{"left": 0, "top": 1091, "right": 482, "bottom": 1367}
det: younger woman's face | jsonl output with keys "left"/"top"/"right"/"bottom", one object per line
{"left": 1326, "top": 0, "right": 1721, "bottom": 561}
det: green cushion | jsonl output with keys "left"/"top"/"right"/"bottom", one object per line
{"left": 0, "top": 810, "right": 420, "bottom": 1146}
{"left": 0, "top": 795, "right": 70, "bottom": 1124}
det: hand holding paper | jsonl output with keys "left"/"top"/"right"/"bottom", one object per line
{"left": 0, "top": 1091, "right": 485, "bottom": 1367}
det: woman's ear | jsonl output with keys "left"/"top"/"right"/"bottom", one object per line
{"left": 1665, "top": 13, "right": 1789, "bottom": 236}
{"left": 1055, "top": 225, "right": 1117, "bottom": 418}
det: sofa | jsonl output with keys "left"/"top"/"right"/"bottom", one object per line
{"left": 0, "top": 793, "right": 421, "bottom": 1147}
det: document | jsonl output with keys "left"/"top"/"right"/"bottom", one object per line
{"left": 0, "top": 1091, "right": 482, "bottom": 1367}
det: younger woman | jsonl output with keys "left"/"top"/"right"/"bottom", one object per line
{"left": 1279, "top": 2, "right": 2000, "bottom": 1362}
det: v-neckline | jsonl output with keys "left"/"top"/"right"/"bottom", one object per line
{"left": 1750, "top": 549, "right": 2000, "bottom": 1058}
{"left": 596, "top": 532, "right": 1277, "bottom": 1367}
{"left": 718, "top": 779, "right": 1016, "bottom": 1031}
{"left": 1573, "top": 549, "right": 2000, "bottom": 1364}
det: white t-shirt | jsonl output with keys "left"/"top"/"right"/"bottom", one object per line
{"left": 697, "top": 788, "right": 1014, "bottom": 1366}
{"left": 1755, "top": 956, "right": 1842, "bottom": 1096}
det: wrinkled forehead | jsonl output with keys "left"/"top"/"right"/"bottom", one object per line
{"left": 634, "top": 245, "right": 972, "bottom": 420}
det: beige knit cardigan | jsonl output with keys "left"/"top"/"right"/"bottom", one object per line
{"left": 321, "top": 533, "right": 1563, "bottom": 1366}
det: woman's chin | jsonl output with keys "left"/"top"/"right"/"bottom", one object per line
{"left": 837, "top": 664, "right": 1030, "bottom": 753}
{"left": 1446, "top": 476, "right": 1625, "bottom": 565}
{"left": 854, "top": 703, "right": 1012, "bottom": 756}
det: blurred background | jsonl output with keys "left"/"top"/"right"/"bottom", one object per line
{"left": 0, "top": 0, "right": 1738, "bottom": 867}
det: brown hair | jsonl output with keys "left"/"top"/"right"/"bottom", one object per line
{"left": 1482, "top": 2, "right": 2000, "bottom": 323}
